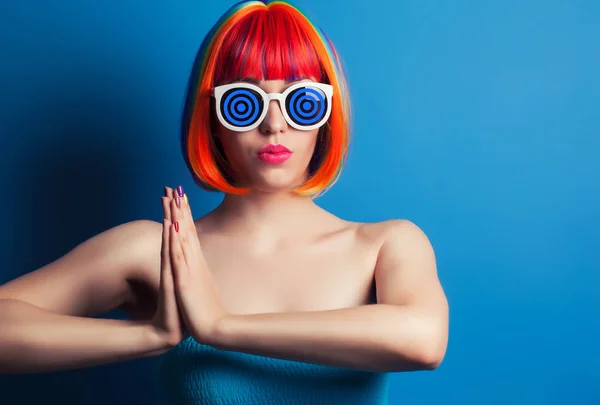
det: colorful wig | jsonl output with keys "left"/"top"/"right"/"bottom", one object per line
{"left": 181, "top": 0, "right": 351, "bottom": 197}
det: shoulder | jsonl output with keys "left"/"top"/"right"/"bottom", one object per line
{"left": 65, "top": 219, "right": 163, "bottom": 263}
{"left": 354, "top": 219, "right": 433, "bottom": 253}
{"left": 110, "top": 219, "right": 163, "bottom": 250}
{"left": 113, "top": 219, "right": 163, "bottom": 264}
{"left": 114, "top": 218, "right": 163, "bottom": 233}
{"left": 362, "top": 220, "right": 443, "bottom": 310}
{"left": 100, "top": 220, "right": 164, "bottom": 308}
{"left": 85, "top": 219, "right": 163, "bottom": 280}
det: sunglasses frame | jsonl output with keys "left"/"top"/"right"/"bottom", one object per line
{"left": 212, "top": 81, "right": 333, "bottom": 132}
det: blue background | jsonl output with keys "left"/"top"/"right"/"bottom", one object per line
{"left": 1, "top": 0, "right": 598, "bottom": 404}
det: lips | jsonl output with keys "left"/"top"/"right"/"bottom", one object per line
{"left": 258, "top": 144, "right": 292, "bottom": 154}
{"left": 257, "top": 144, "right": 292, "bottom": 164}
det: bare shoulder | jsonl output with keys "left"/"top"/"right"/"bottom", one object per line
{"left": 74, "top": 218, "right": 164, "bottom": 278}
{"left": 362, "top": 219, "right": 444, "bottom": 306}
{"left": 357, "top": 218, "right": 426, "bottom": 236}
{"left": 113, "top": 219, "right": 163, "bottom": 273}
{"left": 351, "top": 219, "right": 433, "bottom": 254}
{"left": 343, "top": 218, "right": 442, "bottom": 302}
{"left": 362, "top": 219, "right": 437, "bottom": 275}
{"left": 298, "top": 208, "right": 431, "bottom": 255}
{"left": 96, "top": 218, "right": 164, "bottom": 293}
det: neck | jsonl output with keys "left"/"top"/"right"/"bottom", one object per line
{"left": 211, "top": 189, "right": 321, "bottom": 233}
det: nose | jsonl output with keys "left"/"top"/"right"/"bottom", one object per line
{"left": 259, "top": 99, "right": 287, "bottom": 135}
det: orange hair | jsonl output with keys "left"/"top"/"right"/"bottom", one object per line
{"left": 181, "top": 1, "right": 351, "bottom": 197}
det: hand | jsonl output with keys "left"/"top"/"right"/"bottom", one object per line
{"left": 150, "top": 187, "right": 186, "bottom": 348}
{"left": 167, "top": 185, "right": 227, "bottom": 346}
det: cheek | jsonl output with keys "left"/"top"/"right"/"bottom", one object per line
{"left": 215, "top": 130, "right": 254, "bottom": 166}
{"left": 299, "top": 131, "right": 320, "bottom": 158}
{"left": 218, "top": 135, "right": 241, "bottom": 161}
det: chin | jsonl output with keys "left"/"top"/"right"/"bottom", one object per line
{"left": 249, "top": 172, "right": 307, "bottom": 194}
{"left": 251, "top": 180, "right": 298, "bottom": 194}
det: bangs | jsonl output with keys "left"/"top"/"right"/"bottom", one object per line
{"left": 213, "top": 7, "right": 325, "bottom": 84}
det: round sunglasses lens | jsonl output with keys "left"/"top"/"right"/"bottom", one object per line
{"left": 221, "top": 87, "right": 264, "bottom": 128}
{"left": 286, "top": 86, "right": 328, "bottom": 127}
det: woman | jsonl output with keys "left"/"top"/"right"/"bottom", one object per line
{"left": 0, "top": 1, "right": 448, "bottom": 403}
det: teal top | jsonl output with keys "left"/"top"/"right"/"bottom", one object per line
{"left": 158, "top": 336, "right": 389, "bottom": 404}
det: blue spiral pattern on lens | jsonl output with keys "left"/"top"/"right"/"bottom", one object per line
{"left": 286, "top": 87, "right": 327, "bottom": 126}
{"left": 221, "top": 88, "right": 263, "bottom": 127}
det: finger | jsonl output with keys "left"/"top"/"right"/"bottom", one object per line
{"left": 161, "top": 194, "right": 180, "bottom": 299}
{"left": 161, "top": 220, "right": 182, "bottom": 336}
{"left": 160, "top": 217, "right": 174, "bottom": 292}
{"left": 169, "top": 186, "right": 183, "bottom": 222}
{"left": 162, "top": 196, "right": 172, "bottom": 223}
{"left": 178, "top": 191, "right": 203, "bottom": 258}
{"left": 171, "top": 192, "right": 202, "bottom": 266}
{"left": 170, "top": 196, "right": 182, "bottom": 229}
{"left": 160, "top": 196, "right": 175, "bottom": 288}
{"left": 170, "top": 193, "right": 190, "bottom": 232}
{"left": 170, "top": 222, "right": 186, "bottom": 287}
{"left": 171, "top": 185, "right": 194, "bottom": 236}
{"left": 165, "top": 186, "right": 174, "bottom": 200}
{"left": 176, "top": 185, "right": 185, "bottom": 199}
{"left": 181, "top": 199, "right": 203, "bottom": 261}
{"left": 170, "top": 197, "right": 193, "bottom": 267}
{"left": 161, "top": 196, "right": 171, "bottom": 266}
{"left": 181, "top": 192, "right": 194, "bottom": 229}
{"left": 164, "top": 187, "right": 174, "bottom": 225}
{"left": 174, "top": 185, "right": 185, "bottom": 219}
{"left": 167, "top": 185, "right": 183, "bottom": 214}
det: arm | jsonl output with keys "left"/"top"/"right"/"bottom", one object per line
{"left": 0, "top": 220, "right": 169, "bottom": 374}
{"left": 212, "top": 220, "right": 449, "bottom": 373}
{"left": 0, "top": 299, "right": 165, "bottom": 373}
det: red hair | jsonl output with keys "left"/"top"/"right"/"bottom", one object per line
{"left": 182, "top": 1, "right": 350, "bottom": 197}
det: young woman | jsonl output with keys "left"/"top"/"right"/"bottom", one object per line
{"left": 0, "top": 1, "right": 448, "bottom": 403}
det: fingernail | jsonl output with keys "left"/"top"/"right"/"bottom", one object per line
{"left": 174, "top": 222, "right": 179, "bottom": 232}
{"left": 176, "top": 197, "right": 181, "bottom": 208}
{"left": 164, "top": 186, "right": 168, "bottom": 197}
{"left": 177, "top": 185, "right": 184, "bottom": 197}
{"left": 184, "top": 194, "right": 188, "bottom": 205}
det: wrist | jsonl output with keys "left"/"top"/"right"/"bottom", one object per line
{"left": 209, "top": 313, "right": 237, "bottom": 351}
{"left": 144, "top": 323, "right": 178, "bottom": 354}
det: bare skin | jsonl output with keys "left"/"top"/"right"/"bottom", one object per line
{"left": 0, "top": 79, "right": 448, "bottom": 374}
{"left": 0, "top": 198, "right": 411, "bottom": 373}
{"left": 123, "top": 198, "right": 393, "bottom": 318}
{"left": 195, "top": 198, "right": 380, "bottom": 316}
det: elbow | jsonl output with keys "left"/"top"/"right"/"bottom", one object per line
{"left": 417, "top": 342, "right": 446, "bottom": 370}
{"left": 391, "top": 342, "right": 445, "bottom": 372}
{"left": 413, "top": 329, "right": 448, "bottom": 371}
{"left": 389, "top": 327, "right": 448, "bottom": 372}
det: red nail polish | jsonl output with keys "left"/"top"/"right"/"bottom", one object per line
{"left": 174, "top": 222, "right": 179, "bottom": 232}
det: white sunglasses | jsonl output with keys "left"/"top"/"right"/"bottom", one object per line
{"left": 212, "top": 81, "right": 333, "bottom": 132}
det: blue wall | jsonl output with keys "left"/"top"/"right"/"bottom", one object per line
{"left": 1, "top": 1, "right": 598, "bottom": 404}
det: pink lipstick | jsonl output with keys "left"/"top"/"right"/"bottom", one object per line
{"left": 257, "top": 144, "right": 292, "bottom": 164}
